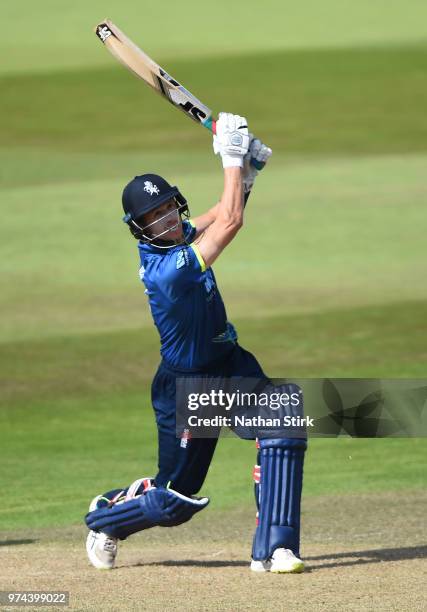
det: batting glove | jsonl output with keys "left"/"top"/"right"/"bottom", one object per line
{"left": 243, "top": 136, "right": 273, "bottom": 193}
{"left": 213, "top": 112, "right": 250, "bottom": 168}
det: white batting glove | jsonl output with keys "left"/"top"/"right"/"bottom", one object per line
{"left": 213, "top": 112, "right": 250, "bottom": 168}
{"left": 243, "top": 136, "right": 273, "bottom": 193}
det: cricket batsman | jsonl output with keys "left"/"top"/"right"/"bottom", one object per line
{"left": 85, "top": 113, "right": 307, "bottom": 573}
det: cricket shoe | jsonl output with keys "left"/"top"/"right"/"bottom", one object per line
{"left": 250, "top": 548, "right": 304, "bottom": 574}
{"left": 86, "top": 530, "right": 118, "bottom": 570}
{"left": 86, "top": 495, "right": 118, "bottom": 570}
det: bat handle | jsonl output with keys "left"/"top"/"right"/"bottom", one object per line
{"left": 207, "top": 119, "right": 265, "bottom": 171}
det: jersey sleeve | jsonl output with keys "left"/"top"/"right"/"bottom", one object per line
{"left": 183, "top": 219, "right": 197, "bottom": 243}
{"left": 154, "top": 243, "right": 206, "bottom": 301}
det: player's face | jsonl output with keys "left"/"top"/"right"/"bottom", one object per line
{"left": 143, "top": 199, "right": 183, "bottom": 242}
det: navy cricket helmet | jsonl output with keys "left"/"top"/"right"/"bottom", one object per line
{"left": 122, "top": 173, "right": 189, "bottom": 244}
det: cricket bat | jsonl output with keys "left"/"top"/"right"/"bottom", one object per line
{"left": 94, "top": 20, "right": 264, "bottom": 169}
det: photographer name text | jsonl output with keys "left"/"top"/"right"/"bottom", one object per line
{"left": 186, "top": 415, "right": 314, "bottom": 427}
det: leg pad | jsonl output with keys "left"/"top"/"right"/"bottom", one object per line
{"left": 85, "top": 486, "right": 209, "bottom": 540}
{"left": 252, "top": 438, "right": 306, "bottom": 560}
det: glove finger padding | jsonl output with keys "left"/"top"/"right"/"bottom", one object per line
{"left": 250, "top": 138, "right": 262, "bottom": 158}
{"left": 242, "top": 135, "right": 273, "bottom": 193}
{"left": 259, "top": 144, "right": 273, "bottom": 163}
{"left": 225, "top": 113, "right": 236, "bottom": 133}
{"left": 250, "top": 138, "right": 272, "bottom": 163}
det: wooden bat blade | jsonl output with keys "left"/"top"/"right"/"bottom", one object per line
{"left": 95, "top": 20, "right": 159, "bottom": 87}
{"left": 95, "top": 20, "right": 214, "bottom": 129}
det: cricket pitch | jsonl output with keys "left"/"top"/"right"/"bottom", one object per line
{"left": 2, "top": 491, "right": 425, "bottom": 611}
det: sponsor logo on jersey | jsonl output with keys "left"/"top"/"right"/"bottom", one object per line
{"left": 176, "top": 249, "right": 189, "bottom": 269}
{"left": 143, "top": 181, "right": 160, "bottom": 196}
{"left": 204, "top": 269, "right": 216, "bottom": 301}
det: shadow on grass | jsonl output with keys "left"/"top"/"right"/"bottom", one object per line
{"left": 305, "top": 545, "right": 427, "bottom": 570}
{"left": 0, "top": 539, "right": 37, "bottom": 547}
{"left": 126, "top": 545, "right": 426, "bottom": 570}
{"left": 132, "top": 559, "right": 248, "bottom": 569}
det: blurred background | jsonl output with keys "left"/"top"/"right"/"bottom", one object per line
{"left": 0, "top": 0, "right": 426, "bottom": 531}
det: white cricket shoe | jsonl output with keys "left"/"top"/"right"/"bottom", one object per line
{"left": 86, "top": 530, "right": 118, "bottom": 570}
{"left": 270, "top": 548, "right": 304, "bottom": 573}
{"left": 250, "top": 548, "right": 304, "bottom": 574}
{"left": 86, "top": 495, "right": 118, "bottom": 570}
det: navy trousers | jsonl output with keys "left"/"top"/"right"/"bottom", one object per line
{"left": 151, "top": 344, "right": 265, "bottom": 496}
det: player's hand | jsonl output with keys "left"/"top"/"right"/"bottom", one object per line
{"left": 243, "top": 136, "right": 273, "bottom": 193}
{"left": 213, "top": 112, "right": 250, "bottom": 168}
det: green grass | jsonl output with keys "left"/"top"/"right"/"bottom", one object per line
{"left": 1, "top": 151, "right": 426, "bottom": 342}
{"left": 2, "top": 301, "right": 427, "bottom": 411}
{"left": 2, "top": 45, "right": 427, "bottom": 155}
{"left": 3, "top": 1, "right": 427, "bottom": 75}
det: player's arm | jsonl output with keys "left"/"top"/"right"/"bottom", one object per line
{"left": 190, "top": 136, "right": 272, "bottom": 240}
{"left": 195, "top": 168, "right": 244, "bottom": 268}
{"left": 190, "top": 201, "right": 221, "bottom": 239}
{"left": 194, "top": 113, "right": 249, "bottom": 268}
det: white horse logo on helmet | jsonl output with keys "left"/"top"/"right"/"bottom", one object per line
{"left": 144, "top": 181, "right": 160, "bottom": 196}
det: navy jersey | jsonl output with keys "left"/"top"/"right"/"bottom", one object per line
{"left": 138, "top": 221, "right": 237, "bottom": 370}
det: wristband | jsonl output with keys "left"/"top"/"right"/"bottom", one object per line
{"left": 221, "top": 154, "right": 244, "bottom": 169}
